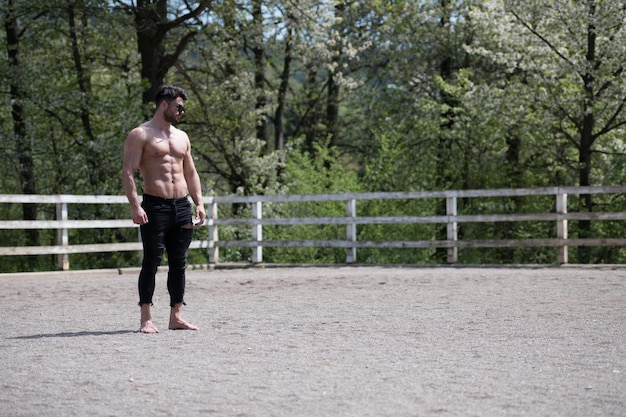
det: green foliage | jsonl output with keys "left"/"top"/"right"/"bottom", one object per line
{"left": 257, "top": 139, "right": 361, "bottom": 264}
{"left": 1, "top": 0, "right": 626, "bottom": 270}
{"left": 283, "top": 138, "right": 361, "bottom": 195}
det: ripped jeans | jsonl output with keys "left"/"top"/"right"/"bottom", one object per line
{"left": 138, "top": 194, "right": 194, "bottom": 307}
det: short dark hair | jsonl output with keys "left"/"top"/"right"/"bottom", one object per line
{"left": 154, "top": 85, "right": 187, "bottom": 106}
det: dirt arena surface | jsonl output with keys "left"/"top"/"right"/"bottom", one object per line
{"left": 0, "top": 265, "right": 624, "bottom": 417}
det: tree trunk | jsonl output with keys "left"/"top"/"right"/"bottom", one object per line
{"left": 68, "top": 1, "right": 99, "bottom": 189}
{"left": 133, "top": 0, "right": 211, "bottom": 112}
{"left": 325, "top": 2, "right": 344, "bottom": 150}
{"left": 326, "top": 73, "right": 339, "bottom": 149}
{"left": 252, "top": 0, "right": 267, "bottom": 147}
{"left": 303, "top": 67, "right": 319, "bottom": 156}
{"left": 578, "top": 1, "right": 598, "bottom": 263}
{"left": 4, "top": 0, "right": 39, "bottom": 246}
{"left": 274, "top": 26, "right": 293, "bottom": 152}
{"left": 135, "top": 0, "right": 168, "bottom": 108}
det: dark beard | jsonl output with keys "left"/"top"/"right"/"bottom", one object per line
{"left": 164, "top": 110, "right": 180, "bottom": 125}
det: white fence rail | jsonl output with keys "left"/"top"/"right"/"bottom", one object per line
{"left": 1, "top": 186, "right": 626, "bottom": 270}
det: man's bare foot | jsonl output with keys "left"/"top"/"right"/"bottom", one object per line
{"left": 169, "top": 318, "right": 199, "bottom": 331}
{"left": 169, "top": 303, "right": 198, "bottom": 330}
{"left": 140, "top": 319, "right": 160, "bottom": 334}
{"left": 139, "top": 304, "right": 159, "bottom": 333}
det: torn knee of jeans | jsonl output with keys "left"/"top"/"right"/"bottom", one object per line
{"left": 181, "top": 223, "right": 194, "bottom": 229}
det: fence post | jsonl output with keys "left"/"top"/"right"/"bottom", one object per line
{"left": 556, "top": 192, "right": 568, "bottom": 264}
{"left": 208, "top": 200, "right": 219, "bottom": 263}
{"left": 346, "top": 198, "right": 357, "bottom": 263}
{"left": 446, "top": 196, "right": 458, "bottom": 264}
{"left": 251, "top": 201, "right": 263, "bottom": 263}
{"left": 56, "top": 201, "right": 69, "bottom": 271}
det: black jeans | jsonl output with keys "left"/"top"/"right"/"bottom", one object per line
{"left": 138, "top": 194, "right": 194, "bottom": 307}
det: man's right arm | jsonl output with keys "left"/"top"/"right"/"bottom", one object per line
{"left": 122, "top": 129, "right": 148, "bottom": 225}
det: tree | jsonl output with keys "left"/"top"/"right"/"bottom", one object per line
{"left": 0, "top": 0, "right": 144, "bottom": 271}
{"left": 469, "top": 0, "right": 626, "bottom": 261}
{"left": 114, "top": 0, "right": 212, "bottom": 111}
{"left": 3, "top": 0, "right": 38, "bottom": 248}
{"left": 2, "top": 0, "right": 626, "bottom": 269}
{"left": 172, "top": 0, "right": 285, "bottom": 195}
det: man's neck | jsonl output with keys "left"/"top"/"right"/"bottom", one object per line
{"left": 149, "top": 114, "right": 172, "bottom": 133}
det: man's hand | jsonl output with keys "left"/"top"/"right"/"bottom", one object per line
{"left": 194, "top": 204, "right": 207, "bottom": 226}
{"left": 132, "top": 206, "right": 149, "bottom": 225}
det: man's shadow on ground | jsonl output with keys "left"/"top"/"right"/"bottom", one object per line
{"left": 11, "top": 330, "right": 137, "bottom": 339}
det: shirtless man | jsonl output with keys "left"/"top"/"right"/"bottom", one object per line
{"left": 122, "top": 85, "right": 206, "bottom": 333}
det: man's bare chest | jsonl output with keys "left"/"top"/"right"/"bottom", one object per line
{"left": 144, "top": 136, "right": 187, "bottom": 159}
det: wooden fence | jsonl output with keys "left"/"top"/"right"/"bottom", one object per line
{"left": 1, "top": 186, "right": 626, "bottom": 270}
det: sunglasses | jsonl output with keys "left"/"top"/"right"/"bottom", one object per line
{"left": 170, "top": 102, "right": 185, "bottom": 114}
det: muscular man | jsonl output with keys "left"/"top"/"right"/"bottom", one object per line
{"left": 122, "top": 85, "right": 206, "bottom": 333}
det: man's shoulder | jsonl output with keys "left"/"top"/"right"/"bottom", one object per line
{"left": 172, "top": 125, "right": 189, "bottom": 139}
{"left": 127, "top": 123, "right": 152, "bottom": 141}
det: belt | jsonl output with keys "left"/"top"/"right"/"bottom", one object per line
{"left": 142, "top": 194, "right": 188, "bottom": 204}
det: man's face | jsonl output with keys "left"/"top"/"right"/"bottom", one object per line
{"left": 164, "top": 98, "right": 185, "bottom": 125}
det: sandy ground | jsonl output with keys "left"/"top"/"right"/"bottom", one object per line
{"left": 0, "top": 265, "right": 624, "bottom": 417}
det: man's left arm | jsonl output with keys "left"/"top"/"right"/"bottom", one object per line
{"left": 183, "top": 145, "right": 206, "bottom": 225}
